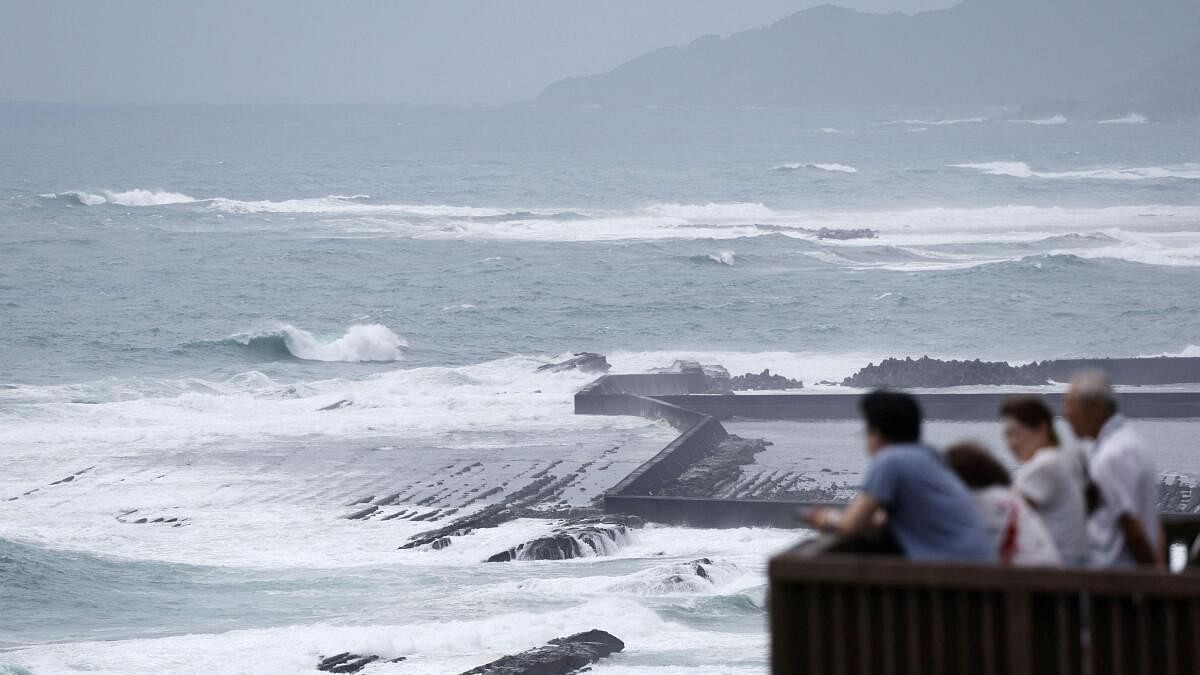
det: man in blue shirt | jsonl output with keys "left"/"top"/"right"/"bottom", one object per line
{"left": 806, "top": 391, "right": 994, "bottom": 562}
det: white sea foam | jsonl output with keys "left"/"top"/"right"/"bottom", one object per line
{"left": 883, "top": 117, "right": 986, "bottom": 126}
{"left": 4, "top": 597, "right": 764, "bottom": 675}
{"left": 1097, "top": 113, "right": 1148, "bottom": 125}
{"left": 276, "top": 323, "right": 407, "bottom": 362}
{"left": 1140, "top": 345, "right": 1200, "bottom": 358}
{"left": 38, "top": 187, "right": 1200, "bottom": 266}
{"left": 208, "top": 196, "right": 510, "bottom": 217}
{"left": 774, "top": 162, "right": 858, "bottom": 174}
{"left": 46, "top": 189, "right": 198, "bottom": 206}
{"left": 1011, "top": 114, "right": 1068, "bottom": 125}
{"left": 707, "top": 250, "right": 736, "bottom": 266}
{"left": 952, "top": 161, "right": 1200, "bottom": 181}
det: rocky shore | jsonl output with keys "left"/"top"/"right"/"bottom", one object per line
{"left": 843, "top": 357, "right": 1049, "bottom": 388}
{"left": 485, "top": 516, "right": 643, "bottom": 562}
{"left": 843, "top": 355, "right": 1200, "bottom": 388}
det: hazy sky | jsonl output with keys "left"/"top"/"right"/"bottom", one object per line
{"left": 0, "top": 0, "right": 958, "bottom": 104}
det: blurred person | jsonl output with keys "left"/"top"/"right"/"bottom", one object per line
{"left": 805, "top": 391, "right": 993, "bottom": 562}
{"left": 1063, "top": 371, "right": 1164, "bottom": 568}
{"left": 945, "top": 442, "right": 1062, "bottom": 567}
{"left": 1001, "top": 396, "right": 1089, "bottom": 566}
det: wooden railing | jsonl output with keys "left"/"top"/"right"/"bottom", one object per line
{"left": 770, "top": 520, "right": 1200, "bottom": 675}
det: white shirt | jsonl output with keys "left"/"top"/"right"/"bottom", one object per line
{"left": 1087, "top": 415, "right": 1161, "bottom": 568}
{"left": 973, "top": 485, "right": 1062, "bottom": 567}
{"left": 1014, "top": 447, "right": 1089, "bottom": 567}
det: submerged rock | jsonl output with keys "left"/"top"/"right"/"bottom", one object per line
{"left": 461, "top": 629, "right": 625, "bottom": 675}
{"left": 536, "top": 353, "right": 612, "bottom": 374}
{"left": 729, "top": 369, "right": 804, "bottom": 391}
{"left": 815, "top": 227, "right": 877, "bottom": 240}
{"left": 317, "top": 653, "right": 406, "bottom": 673}
{"left": 486, "top": 516, "right": 643, "bottom": 563}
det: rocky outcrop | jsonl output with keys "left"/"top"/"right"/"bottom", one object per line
{"left": 461, "top": 630, "right": 625, "bottom": 675}
{"left": 317, "top": 653, "right": 406, "bottom": 673}
{"left": 729, "top": 369, "right": 804, "bottom": 391}
{"left": 843, "top": 357, "right": 1049, "bottom": 389}
{"left": 661, "top": 436, "right": 771, "bottom": 498}
{"left": 815, "top": 227, "right": 876, "bottom": 241}
{"left": 1160, "top": 475, "right": 1200, "bottom": 514}
{"left": 536, "top": 353, "right": 611, "bottom": 374}
{"left": 844, "top": 355, "right": 1200, "bottom": 388}
{"left": 486, "top": 516, "right": 643, "bottom": 563}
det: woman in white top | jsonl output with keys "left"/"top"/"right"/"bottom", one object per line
{"left": 945, "top": 442, "right": 1062, "bottom": 567}
{"left": 1000, "top": 396, "right": 1090, "bottom": 567}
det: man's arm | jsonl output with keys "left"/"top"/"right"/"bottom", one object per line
{"left": 807, "top": 494, "right": 882, "bottom": 537}
{"left": 1119, "top": 514, "right": 1164, "bottom": 567}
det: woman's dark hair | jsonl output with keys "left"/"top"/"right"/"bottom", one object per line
{"left": 1000, "top": 396, "right": 1061, "bottom": 446}
{"left": 945, "top": 442, "right": 1012, "bottom": 489}
{"left": 859, "top": 390, "right": 922, "bottom": 443}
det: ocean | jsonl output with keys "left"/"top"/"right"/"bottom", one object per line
{"left": 2, "top": 103, "right": 1199, "bottom": 673}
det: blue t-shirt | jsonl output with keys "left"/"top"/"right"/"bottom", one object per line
{"left": 863, "top": 443, "right": 994, "bottom": 562}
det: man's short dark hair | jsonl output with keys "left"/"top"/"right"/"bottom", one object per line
{"left": 859, "top": 390, "right": 922, "bottom": 443}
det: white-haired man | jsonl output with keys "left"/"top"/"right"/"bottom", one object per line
{"left": 1063, "top": 370, "right": 1163, "bottom": 568}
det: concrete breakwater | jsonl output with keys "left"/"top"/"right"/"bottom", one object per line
{"left": 579, "top": 362, "right": 1200, "bottom": 529}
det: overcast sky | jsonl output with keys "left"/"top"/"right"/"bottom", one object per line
{"left": 0, "top": 0, "right": 958, "bottom": 104}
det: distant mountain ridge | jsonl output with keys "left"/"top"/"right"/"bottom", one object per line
{"left": 538, "top": 0, "right": 1200, "bottom": 110}
{"left": 1094, "top": 40, "right": 1200, "bottom": 120}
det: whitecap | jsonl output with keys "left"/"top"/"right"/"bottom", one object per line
{"left": 706, "top": 251, "right": 736, "bottom": 266}
{"left": 952, "top": 161, "right": 1200, "bottom": 181}
{"left": 1097, "top": 113, "right": 1148, "bottom": 125}
{"left": 45, "top": 189, "right": 197, "bottom": 206}
{"left": 883, "top": 117, "right": 986, "bottom": 126}
{"left": 277, "top": 324, "right": 407, "bottom": 363}
{"left": 1010, "top": 114, "right": 1068, "bottom": 125}
{"left": 773, "top": 162, "right": 858, "bottom": 174}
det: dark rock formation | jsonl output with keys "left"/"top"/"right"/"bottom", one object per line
{"left": 317, "top": 653, "right": 405, "bottom": 673}
{"left": 1159, "top": 475, "right": 1200, "bottom": 514}
{"left": 536, "top": 353, "right": 611, "bottom": 374}
{"left": 486, "top": 516, "right": 643, "bottom": 563}
{"left": 461, "top": 630, "right": 624, "bottom": 675}
{"left": 815, "top": 227, "right": 876, "bottom": 241}
{"left": 661, "top": 435, "right": 771, "bottom": 498}
{"left": 729, "top": 369, "right": 804, "bottom": 391}
{"left": 842, "top": 356, "right": 1049, "bottom": 388}
{"left": 844, "top": 355, "right": 1200, "bottom": 388}
{"left": 344, "top": 505, "right": 380, "bottom": 521}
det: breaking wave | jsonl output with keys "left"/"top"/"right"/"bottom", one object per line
{"left": 696, "top": 250, "right": 736, "bottom": 266}
{"left": 883, "top": 117, "right": 986, "bottom": 126}
{"left": 952, "top": 161, "right": 1200, "bottom": 181}
{"left": 42, "top": 189, "right": 198, "bottom": 206}
{"left": 1010, "top": 115, "right": 1068, "bottom": 126}
{"left": 773, "top": 162, "right": 858, "bottom": 174}
{"left": 222, "top": 324, "right": 408, "bottom": 363}
{"left": 1098, "top": 113, "right": 1148, "bottom": 125}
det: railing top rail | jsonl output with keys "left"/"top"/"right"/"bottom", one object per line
{"left": 770, "top": 548, "right": 1200, "bottom": 595}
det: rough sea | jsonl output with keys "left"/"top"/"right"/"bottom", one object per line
{"left": 3, "top": 103, "right": 1199, "bottom": 673}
